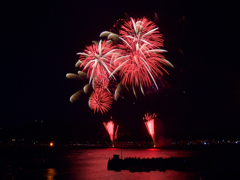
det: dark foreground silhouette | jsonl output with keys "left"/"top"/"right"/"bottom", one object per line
{"left": 108, "top": 154, "right": 240, "bottom": 179}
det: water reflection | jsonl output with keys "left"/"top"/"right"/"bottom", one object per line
{"left": 44, "top": 168, "right": 57, "bottom": 180}
{"left": 60, "top": 148, "right": 199, "bottom": 180}
{"left": 0, "top": 147, "right": 200, "bottom": 179}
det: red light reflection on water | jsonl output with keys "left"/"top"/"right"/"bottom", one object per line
{"left": 106, "top": 148, "right": 117, "bottom": 151}
{"left": 70, "top": 149, "right": 198, "bottom": 179}
{"left": 147, "top": 148, "right": 158, "bottom": 151}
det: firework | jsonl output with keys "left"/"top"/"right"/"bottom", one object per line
{"left": 67, "top": 16, "right": 174, "bottom": 114}
{"left": 77, "top": 40, "right": 117, "bottom": 88}
{"left": 108, "top": 17, "right": 173, "bottom": 95}
{"left": 143, "top": 113, "right": 157, "bottom": 147}
{"left": 89, "top": 87, "right": 113, "bottom": 114}
{"left": 119, "top": 17, "right": 163, "bottom": 48}
{"left": 103, "top": 119, "right": 119, "bottom": 147}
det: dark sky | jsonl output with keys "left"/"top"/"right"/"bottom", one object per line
{"left": 1, "top": 0, "right": 238, "bottom": 139}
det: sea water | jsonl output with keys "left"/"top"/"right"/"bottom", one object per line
{"left": 1, "top": 146, "right": 239, "bottom": 179}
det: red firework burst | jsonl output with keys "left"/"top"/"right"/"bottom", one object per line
{"left": 89, "top": 88, "right": 113, "bottom": 114}
{"left": 77, "top": 40, "right": 117, "bottom": 88}
{"left": 110, "top": 17, "right": 173, "bottom": 90}
{"left": 117, "top": 43, "right": 168, "bottom": 88}
{"left": 68, "top": 16, "right": 174, "bottom": 113}
{"left": 119, "top": 17, "right": 163, "bottom": 48}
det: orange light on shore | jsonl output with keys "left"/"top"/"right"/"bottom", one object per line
{"left": 50, "top": 142, "right": 53, "bottom": 147}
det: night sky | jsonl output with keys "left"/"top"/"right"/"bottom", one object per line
{"left": 1, "top": 1, "right": 238, "bottom": 140}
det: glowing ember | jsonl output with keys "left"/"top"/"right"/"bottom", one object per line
{"left": 49, "top": 142, "right": 54, "bottom": 147}
{"left": 103, "top": 119, "right": 119, "bottom": 146}
{"left": 143, "top": 113, "right": 156, "bottom": 147}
